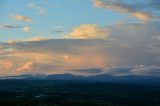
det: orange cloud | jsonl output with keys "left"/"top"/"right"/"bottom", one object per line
{"left": 133, "top": 12, "right": 151, "bottom": 21}
{"left": 0, "top": 61, "right": 13, "bottom": 70}
{"left": 17, "top": 61, "right": 33, "bottom": 73}
{"left": 12, "top": 15, "right": 32, "bottom": 22}
{"left": 11, "top": 52, "right": 53, "bottom": 63}
{"left": 0, "top": 61, "right": 13, "bottom": 75}
{"left": 93, "top": 0, "right": 152, "bottom": 21}
{"left": 24, "top": 37, "right": 48, "bottom": 42}
{"left": 94, "top": 0, "right": 104, "bottom": 7}
{"left": 60, "top": 53, "right": 108, "bottom": 70}
{"left": 68, "top": 24, "right": 108, "bottom": 39}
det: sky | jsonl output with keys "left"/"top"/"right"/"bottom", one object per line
{"left": 0, "top": 0, "right": 160, "bottom": 76}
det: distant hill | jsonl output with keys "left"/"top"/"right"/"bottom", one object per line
{"left": 0, "top": 73, "right": 160, "bottom": 86}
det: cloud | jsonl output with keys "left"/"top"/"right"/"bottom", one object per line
{"left": 93, "top": 0, "right": 159, "bottom": 21}
{"left": 68, "top": 24, "right": 108, "bottom": 39}
{"left": 104, "top": 65, "right": 160, "bottom": 77}
{"left": 1, "top": 9, "right": 160, "bottom": 76}
{"left": 24, "top": 37, "right": 49, "bottom": 42}
{"left": 1, "top": 41, "right": 160, "bottom": 77}
{"left": 51, "top": 25, "right": 64, "bottom": 33}
{"left": 131, "top": 65, "right": 160, "bottom": 76}
{"left": 0, "top": 39, "right": 109, "bottom": 76}
{"left": 132, "top": 12, "right": 151, "bottom": 21}
{"left": 0, "top": 24, "right": 21, "bottom": 29}
{"left": 17, "top": 61, "right": 33, "bottom": 73}
{"left": 72, "top": 68, "right": 103, "bottom": 74}
{"left": 1, "top": 0, "right": 159, "bottom": 77}
{"left": 12, "top": 15, "right": 32, "bottom": 22}
{"left": 7, "top": 37, "right": 49, "bottom": 43}
{"left": 108, "top": 21, "right": 160, "bottom": 39}
{"left": 0, "top": 20, "right": 159, "bottom": 76}
{"left": 23, "top": 26, "right": 31, "bottom": 32}
{"left": 0, "top": 24, "right": 32, "bottom": 33}
{"left": 0, "top": 60, "right": 13, "bottom": 75}
{"left": 0, "top": 61, "right": 13, "bottom": 70}
{"left": 28, "top": 2, "right": 46, "bottom": 16}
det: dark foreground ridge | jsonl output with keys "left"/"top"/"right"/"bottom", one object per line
{"left": 0, "top": 76, "right": 160, "bottom": 106}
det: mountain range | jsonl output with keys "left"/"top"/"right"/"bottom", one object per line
{"left": 0, "top": 73, "right": 160, "bottom": 86}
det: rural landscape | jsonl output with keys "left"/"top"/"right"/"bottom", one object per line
{"left": 0, "top": 0, "right": 160, "bottom": 105}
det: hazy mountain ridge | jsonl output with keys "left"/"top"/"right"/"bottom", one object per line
{"left": 1, "top": 73, "right": 160, "bottom": 85}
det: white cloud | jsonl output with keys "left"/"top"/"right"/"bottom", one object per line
{"left": 28, "top": 2, "right": 46, "bottom": 16}
{"left": 23, "top": 26, "right": 31, "bottom": 32}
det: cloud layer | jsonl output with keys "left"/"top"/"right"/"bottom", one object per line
{"left": 0, "top": 37, "right": 159, "bottom": 76}
{"left": 94, "top": 0, "right": 160, "bottom": 21}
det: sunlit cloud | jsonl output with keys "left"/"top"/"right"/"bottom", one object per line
{"left": 93, "top": 0, "right": 159, "bottom": 21}
{"left": 23, "top": 26, "right": 31, "bottom": 32}
{"left": 103, "top": 65, "right": 160, "bottom": 77}
{"left": 0, "top": 35, "right": 159, "bottom": 76}
{"left": 0, "top": 39, "right": 110, "bottom": 76}
{"left": 68, "top": 24, "right": 108, "bottom": 39}
{"left": 24, "top": 37, "right": 49, "bottom": 42}
{"left": 17, "top": 61, "right": 33, "bottom": 73}
{"left": 0, "top": 61, "right": 13, "bottom": 70}
{"left": 0, "top": 60, "right": 13, "bottom": 75}
{"left": 132, "top": 12, "right": 151, "bottom": 21}
{"left": 7, "top": 37, "right": 49, "bottom": 43}
{"left": 11, "top": 14, "right": 32, "bottom": 22}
